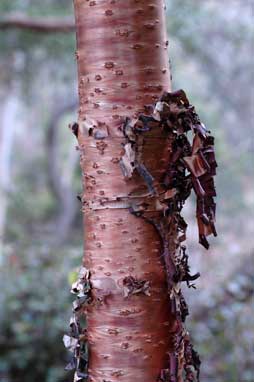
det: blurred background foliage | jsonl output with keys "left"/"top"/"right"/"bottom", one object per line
{"left": 0, "top": 0, "right": 253, "bottom": 381}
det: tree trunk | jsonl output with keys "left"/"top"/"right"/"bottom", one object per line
{"left": 67, "top": 1, "right": 217, "bottom": 381}
{"left": 0, "top": 91, "right": 18, "bottom": 260}
{"left": 74, "top": 1, "right": 173, "bottom": 381}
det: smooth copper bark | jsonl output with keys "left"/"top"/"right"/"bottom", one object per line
{"left": 74, "top": 0, "right": 171, "bottom": 126}
{"left": 73, "top": 1, "right": 174, "bottom": 381}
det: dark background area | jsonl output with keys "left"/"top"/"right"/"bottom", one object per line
{"left": 0, "top": 1, "right": 253, "bottom": 381}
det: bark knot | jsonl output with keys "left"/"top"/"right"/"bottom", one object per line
{"left": 123, "top": 276, "right": 151, "bottom": 298}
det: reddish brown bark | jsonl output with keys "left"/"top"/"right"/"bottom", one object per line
{"left": 74, "top": 0, "right": 171, "bottom": 125}
{"left": 73, "top": 1, "right": 174, "bottom": 381}
{"left": 69, "top": 1, "right": 217, "bottom": 382}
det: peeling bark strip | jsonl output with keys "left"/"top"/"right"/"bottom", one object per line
{"left": 119, "top": 89, "right": 216, "bottom": 382}
{"left": 127, "top": 89, "right": 217, "bottom": 250}
{"left": 70, "top": 1, "right": 217, "bottom": 382}
{"left": 63, "top": 267, "right": 92, "bottom": 381}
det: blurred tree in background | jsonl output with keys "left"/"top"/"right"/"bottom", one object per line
{"left": 0, "top": 1, "right": 253, "bottom": 381}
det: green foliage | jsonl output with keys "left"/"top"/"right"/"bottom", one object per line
{"left": 191, "top": 299, "right": 253, "bottom": 382}
{"left": 0, "top": 246, "right": 81, "bottom": 382}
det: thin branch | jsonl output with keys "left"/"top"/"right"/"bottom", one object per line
{"left": 46, "top": 98, "right": 79, "bottom": 244}
{"left": 0, "top": 14, "right": 75, "bottom": 33}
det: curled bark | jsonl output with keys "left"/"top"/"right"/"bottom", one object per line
{"left": 64, "top": 267, "right": 92, "bottom": 380}
{"left": 116, "top": 89, "right": 216, "bottom": 381}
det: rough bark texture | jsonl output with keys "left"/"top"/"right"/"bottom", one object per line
{"left": 64, "top": 1, "right": 217, "bottom": 382}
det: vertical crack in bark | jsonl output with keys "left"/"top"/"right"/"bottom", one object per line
{"left": 120, "top": 89, "right": 217, "bottom": 382}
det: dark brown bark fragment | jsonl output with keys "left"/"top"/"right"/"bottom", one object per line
{"left": 64, "top": 267, "right": 92, "bottom": 380}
